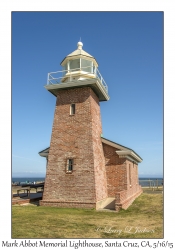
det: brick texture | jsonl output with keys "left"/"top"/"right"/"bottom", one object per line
{"left": 115, "top": 186, "right": 142, "bottom": 211}
{"left": 115, "top": 160, "right": 142, "bottom": 211}
{"left": 103, "top": 143, "right": 127, "bottom": 196}
{"left": 40, "top": 86, "right": 142, "bottom": 210}
{"left": 40, "top": 87, "right": 107, "bottom": 207}
{"left": 103, "top": 144, "right": 142, "bottom": 211}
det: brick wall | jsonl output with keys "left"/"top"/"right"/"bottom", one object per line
{"left": 115, "top": 185, "right": 142, "bottom": 211}
{"left": 40, "top": 201, "right": 95, "bottom": 209}
{"left": 40, "top": 86, "right": 142, "bottom": 210}
{"left": 41, "top": 87, "right": 107, "bottom": 208}
{"left": 126, "top": 160, "right": 139, "bottom": 189}
{"left": 114, "top": 159, "right": 142, "bottom": 211}
{"left": 90, "top": 90, "right": 108, "bottom": 202}
{"left": 103, "top": 143, "right": 142, "bottom": 211}
{"left": 103, "top": 143, "right": 127, "bottom": 196}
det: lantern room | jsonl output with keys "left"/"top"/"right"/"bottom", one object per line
{"left": 60, "top": 41, "right": 98, "bottom": 82}
{"left": 45, "top": 41, "right": 110, "bottom": 101}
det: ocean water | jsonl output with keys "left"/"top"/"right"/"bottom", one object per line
{"left": 12, "top": 177, "right": 163, "bottom": 186}
{"left": 12, "top": 177, "right": 45, "bottom": 184}
{"left": 139, "top": 178, "right": 163, "bottom": 187}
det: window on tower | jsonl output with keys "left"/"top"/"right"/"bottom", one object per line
{"left": 66, "top": 159, "right": 74, "bottom": 173}
{"left": 81, "top": 59, "right": 93, "bottom": 73}
{"left": 62, "top": 64, "right": 68, "bottom": 76}
{"left": 69, "top": 59, "right": 80, "bottom": 72}
{"left": 70, "top": 104, "right": 75, "bottom": 115}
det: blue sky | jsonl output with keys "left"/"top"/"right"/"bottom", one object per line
{"left": 12, "top": 12, "right": 163, "bottom": 178}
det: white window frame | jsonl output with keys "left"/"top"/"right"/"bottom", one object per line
{"left": 70, "top": 103, "right": 75, "bottom": 115}
{"left": 66, "top": 158, "right": 74, "bottom": 173}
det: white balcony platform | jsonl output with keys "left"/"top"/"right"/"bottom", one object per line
{"left": 45, "top": 78, "right": 109, "bottom": 101}
{"left": 45, "top": 67, "right": 109, "bottom": 101}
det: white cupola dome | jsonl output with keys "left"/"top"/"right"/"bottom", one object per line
{"left": 77, "top": 41, "right": 83, "bottom": 50}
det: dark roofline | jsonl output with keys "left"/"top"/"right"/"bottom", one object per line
{"left": 38, "top": 147, "right": 50, "bottom": 154}
{"left": 101, "top": 137, "right": 143, "bottom": 161}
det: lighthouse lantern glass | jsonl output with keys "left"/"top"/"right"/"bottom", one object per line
{"left": 69, "top": 59, "right": 80, "bottom": 72}
{"left": 81, "top": 59, "right": 93, "bottom": 73}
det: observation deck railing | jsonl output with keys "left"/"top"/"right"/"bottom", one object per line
{"left": 47, "top": 66, "right": 108, "bottom": 93}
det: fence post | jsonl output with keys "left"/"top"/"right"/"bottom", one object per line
{"left": 153, "top": 181, "right": 155, "bottom": 191}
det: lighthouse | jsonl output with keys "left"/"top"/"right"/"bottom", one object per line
{"left": 39, "top": 42, "right": 142, "bottom": 211}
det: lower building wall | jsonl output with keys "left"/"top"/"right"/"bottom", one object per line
{"left": 103, "top": 143, "right": 142, "bottom": 211}
{"left": 40, "top": 198, "right": 116, "bottom": 210}
{"left": 115, "top": 185, "right": 143, "bottom": 212}
{"left": 39, "top": 200, "right": 96, "bottom": 209}
{"left": 40, "top": 140, "right": 142, "bottom": 211}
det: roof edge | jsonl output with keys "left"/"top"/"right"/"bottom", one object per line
{"left": 60, "top": 54, "right": 98, "bottom": 66}
{"left": 101, "top": 137, "right": 143, "bottom": 162}
{"left": 38, "top": 137, "right": 143, "bottom": 163}
{"left": 38, "top": 147, "right": 50, "bottom": 154}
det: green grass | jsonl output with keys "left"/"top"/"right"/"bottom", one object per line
{"left": 12, "top": 193, "right": 163, "bottom": 239}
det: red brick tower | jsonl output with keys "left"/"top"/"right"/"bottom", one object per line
{"left": 40, "top": 42, "right": 110, "bottom": 208}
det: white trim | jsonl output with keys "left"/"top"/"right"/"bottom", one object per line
{"left": 39, "top": 152, "right": 49, "bottom": 157}
{"left": 45, "top": 78, "right": 110, "bottom": 101}
{"left": 116, "top": 150, "right": 142, "bottom": 163}
{"left": 61, "top": 54, "right": 98, "bottom": 67}
{"left": 67, "top": 61, "right": 70, "bottom": 72}
{"left": 101, "top": 138, "right": 142, "bottom": 163}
